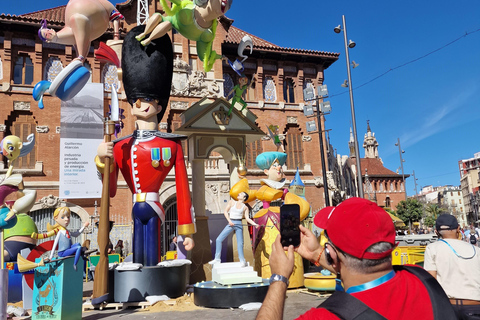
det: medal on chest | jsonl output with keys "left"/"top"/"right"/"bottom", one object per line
{"left": 162, "top": 147, "right": 172, "bottom": 167}
{"left": 150, "top": 147, "right": 172, "bottom": 168}
{"left": 151, "top": 148, "right": 160, "bottom": 168}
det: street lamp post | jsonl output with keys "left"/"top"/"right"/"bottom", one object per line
{"left": 315, "top": 98, "right": 330, "bottom": 207}
{"left": 395, "top": 138, "right": 407, "bottom": 200}
{"left": 412, "top": 170, "right": 419, "bottom": 198}
{"left": 335, "top": 15, "right": 364, "bottom": 198}
{"left": 304, "top": 86, "right": 330, "bottom": 207}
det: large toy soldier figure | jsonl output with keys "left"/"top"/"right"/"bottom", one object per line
{"left": 96, "top": 26, "right": 195, "bottom": 266}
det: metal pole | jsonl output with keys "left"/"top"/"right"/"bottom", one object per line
{"left": 342, "top": 15, "right": 364, "bottom": 198}
{"left": 412, "top": 170, "right": 418, "bottom": 198}
{"left": 396, "top": 138, "right": 407, "bottom": 200}
{"left": 316, "top": 98, "right": 330, "bottom": 207}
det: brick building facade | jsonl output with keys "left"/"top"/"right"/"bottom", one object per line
{"left": 0, "top": 1, "right": 339, "bottom": 252}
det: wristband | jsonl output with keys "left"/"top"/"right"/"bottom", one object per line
{"left": 269, "top": 274, "right": 289, "bottom": 287}
{"left": 314, "top": 247, "right": 324, "bottom": 267}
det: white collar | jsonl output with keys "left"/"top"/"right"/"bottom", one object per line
{"left": 260, "top": 178, "right": 286, "bottom": 190}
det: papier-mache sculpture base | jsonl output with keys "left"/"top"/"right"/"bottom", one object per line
{"left": 194, "top": 279, "right": 269, "bottom": 308}
{"left": 32, "top": 257, "right": 83, "bottom": 320}
{"left": 195, "top": 262, "right": 268, "bottom": 308}
{"left": 211, "top": 261, "right": 262, "bottom": 285}
{"left": 114, "top": 263, "right": 189, "bottom": 302}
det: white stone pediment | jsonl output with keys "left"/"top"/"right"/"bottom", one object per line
{"left": 176, "top": 97, "right": 264, "bottom": 139}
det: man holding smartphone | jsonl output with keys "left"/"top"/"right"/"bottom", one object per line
{"left": 256, "top": 197, "right": 456, "bottom": 320}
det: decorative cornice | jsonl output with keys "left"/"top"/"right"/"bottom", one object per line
{"left": 302, "top": 135, "right": 312, "bottom": 142}
{"left": 170, "top": 101, "right": 188, "bottom": 110}
{"left": 287, "top": 116, "right": 297, "bottom": 124}
{"left": 36, "top": 126, "right": 49, "bottom": 133}
{"left": 14, "top": 101, "right": 31, "bottom": 111}
{"left": 39, "top": 195, "right": 62, "bottom": 208}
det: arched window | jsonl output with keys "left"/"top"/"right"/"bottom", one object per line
{"left": 6, "top": 113, "right": 37, "bottom": 169}
{"left": 245, "top": 74, "right": 256, "bottom": 101}
{"left": 385, "top": 197, "right": 391, "bottom": 208}
{"left": 263, "top": 76, "right": 276, "bottom": 102}
{"left": 303, "top": 79, "right": 314, "bottom": 100}
{"left": 44, "top": 57, "right": 63, "bottom": 82}
{"left": 162, "top": 197, "right": 178, "bottom": 256}
{"left": 13, "top": 55, "right": 34, "bottom": 85}
{"left": 102, "top": 63, "right": 120, "bottom": 92}
{"left": 285, "top": 126, "right": 304, "bottom": 169}
{"left": 223, "top": 73, "right": 234, "bottom": 100}
{"left": 0, "top": 57, "right": 3, "bottom": 80}
{"left": 283, "top": 78, "right": 295, "bottom": 103}
{"left": 246, "top": 140, "right": 262, "bottom": 169}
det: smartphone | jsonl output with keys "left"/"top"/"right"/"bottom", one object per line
{"left": 280, "top": 204, "right": 301, "bottom": 247}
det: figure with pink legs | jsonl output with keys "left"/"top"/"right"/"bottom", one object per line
{"left": 33, "top": 0, "right": 124, "bottom": 108}
{"left": 38, "top": 0, "right": 123, "bottom": 62}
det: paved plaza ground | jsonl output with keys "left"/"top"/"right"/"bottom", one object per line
{"left": 81, "top": 280, "right": 329, "bottom": 320}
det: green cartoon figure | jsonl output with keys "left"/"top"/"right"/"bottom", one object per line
{"left": 135, "top": 0, "right": 233, "bottom": 72}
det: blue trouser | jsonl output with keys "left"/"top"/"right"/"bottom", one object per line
{"left": 133, "top": 202, "right": 160, "bottom": 266}
{"left": 58, "top": 243, "right": 82, "bottom": 268}
{"left": 214, "top": 219, "right": 245, "bottom": 263}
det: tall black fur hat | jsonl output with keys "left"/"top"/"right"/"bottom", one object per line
{"left": 122, "top": 25, "right": 173, "bottom": 123}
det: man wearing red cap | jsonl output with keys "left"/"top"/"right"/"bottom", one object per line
{"left": 424, "top": 214, "right": 480, "bottom": 318}
{"left": 256, "top": 197, "right": 456, "bottom": 320}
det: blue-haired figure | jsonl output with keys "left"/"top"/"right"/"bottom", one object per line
{"left": 230, "top": 151, "right": 310, "bottom": 288}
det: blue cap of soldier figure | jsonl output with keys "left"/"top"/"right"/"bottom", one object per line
{"left": 435, "top": 214, "right": 459, "bottom": 231}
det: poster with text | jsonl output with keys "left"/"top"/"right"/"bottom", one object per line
{"left": 59, "top": 83, "right": 104, "bottom": 199}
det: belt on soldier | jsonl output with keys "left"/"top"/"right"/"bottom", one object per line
{"left": 133, "top": 192, "right": 160, "bottom": 203}
{"left": 450, "top": 299, "right": 480, "bottom": 305}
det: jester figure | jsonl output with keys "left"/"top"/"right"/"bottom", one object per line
{"left": 135, "top": 0, "right": 233, "bottom": 72}
{"left": 230, "top": 152, "right": 310, "bottom": 288}
{"left": 96, "top": 26, "right": 195, "bottom": 267}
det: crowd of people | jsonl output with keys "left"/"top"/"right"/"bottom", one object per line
{"left": 255, "top": 198, "right": 480, "bottom": 320}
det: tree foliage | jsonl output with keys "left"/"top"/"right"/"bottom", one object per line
{"left": 423, "top": 204, "right": 445, "bottom": 227}
{"left": 423, "top": 215, "right": 436, "bottom": 227}
{"left": 396, "top": 198, "right": 423, "bottom": 226}
{"left": 425, "top": 203, "right": 445, "bottom": 220}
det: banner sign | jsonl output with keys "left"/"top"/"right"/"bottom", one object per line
{"left": 59, "top": 83, "right": 103, "bottom": 199}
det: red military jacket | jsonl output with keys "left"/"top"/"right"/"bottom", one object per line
{"left": 108, "top": 130, "right": 195, "bottom": 236}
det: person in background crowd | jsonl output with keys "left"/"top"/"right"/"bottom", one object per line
{"left": 107, "top": 239, "right": 114, "bottom": 254}
{"left": 169, "top": 235, "right": 177, "bottom": 252}
{"left": 424, "top": 214, "right": 480, "bottom": 319}
{"left": 115, "top": 239, "right": 124, "bottom": 257}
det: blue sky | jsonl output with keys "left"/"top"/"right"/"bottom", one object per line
{"left": 3, "top": 1, "right": 480, "bottom": 196}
